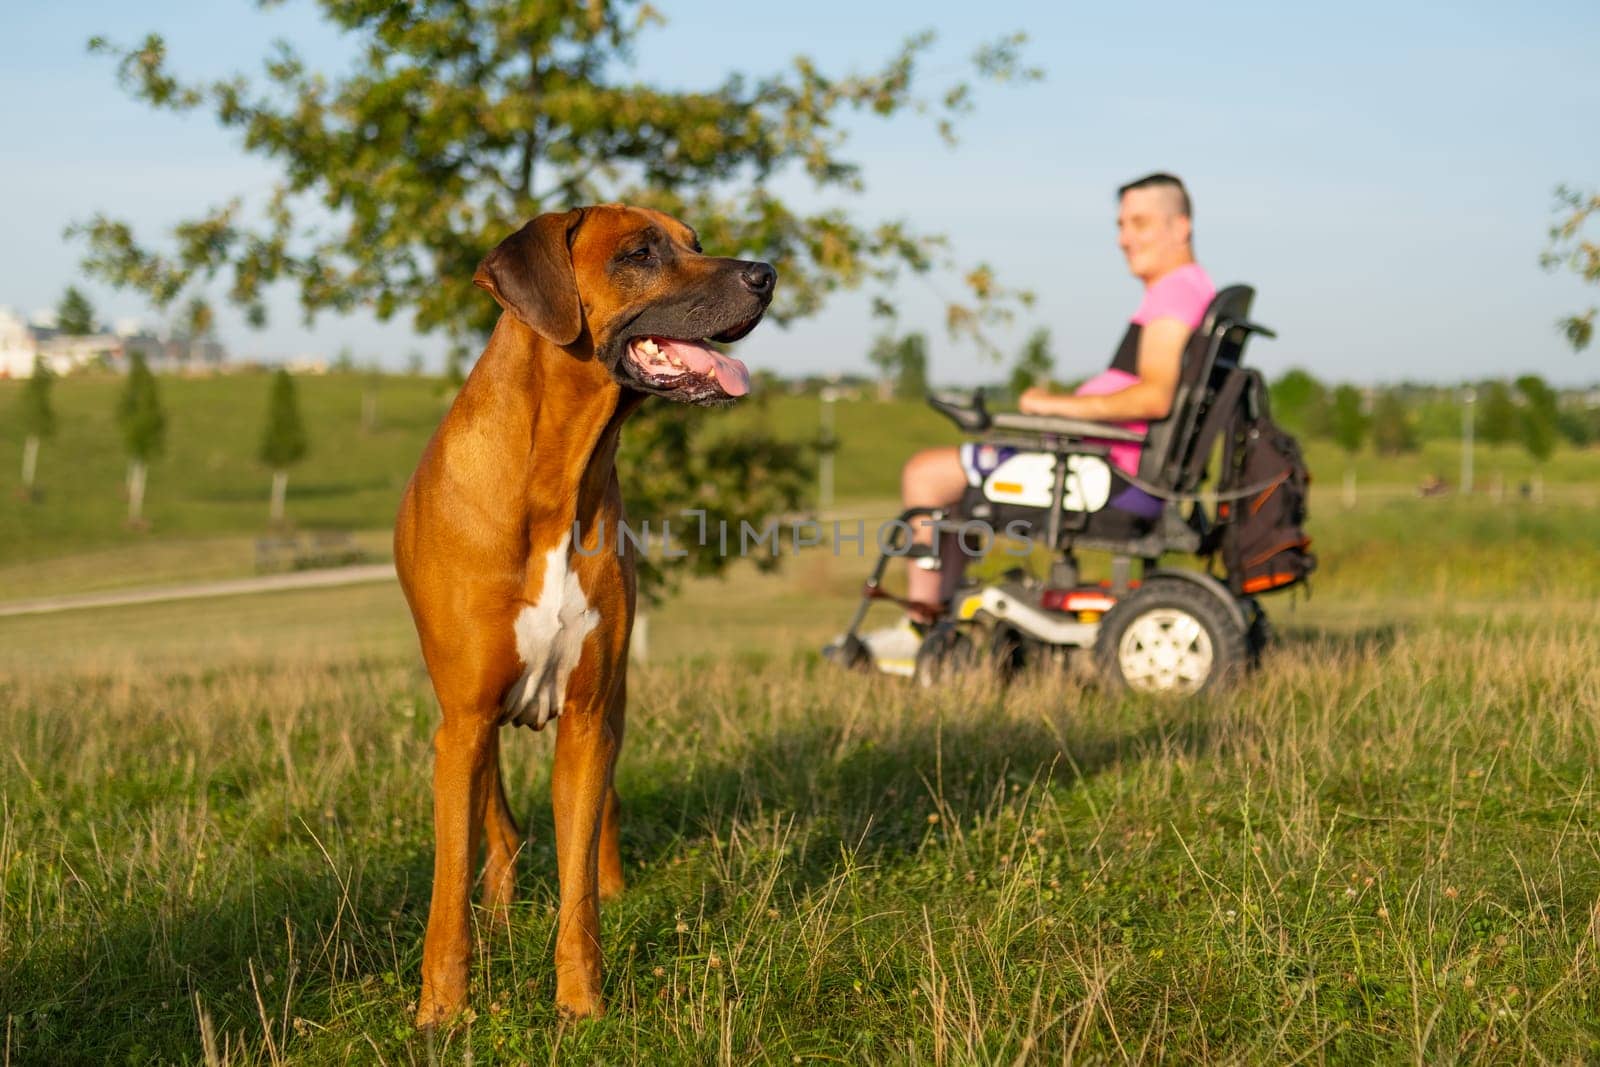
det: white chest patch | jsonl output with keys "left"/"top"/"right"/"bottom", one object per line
{"left": 500, "top": 534, "right": 602, "bottom": 729}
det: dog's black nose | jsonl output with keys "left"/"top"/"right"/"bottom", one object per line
{"left": 740, "top": 262, "right": 776, "bottom": 297}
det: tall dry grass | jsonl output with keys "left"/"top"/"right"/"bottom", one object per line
{"left": 3, "top": 607, "right": 1599, "bottom": 1063}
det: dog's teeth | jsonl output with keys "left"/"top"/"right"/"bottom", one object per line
{"left": 638, "top": 338, "right": 659, "bottom": 356}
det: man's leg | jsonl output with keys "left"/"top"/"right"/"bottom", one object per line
{"left": 900, "top": 446, "right": 972, "bottom": 623}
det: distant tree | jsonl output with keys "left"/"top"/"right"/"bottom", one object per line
{"left": 443, "top": 344, "right": 468, "bottom": 390}
{"left": 1270, "top": 367, "right": 1331, "bottom": 438}
{"left": 15, "top": 357, "right": 56, "bottom": 500}
{"left": 1329, "top": 385, "right": 1367, "bottom": 456}
{"left": 259, "top": 369, "right": 309, "bottom": 525}
{"left": 1477, "top": 380, "right": 1517, "bottom": 446}
{"left": 57, "top": 286, "right": 96, "bottom": 335}
{"left": 405, "top": 350, "right": 425, "bottom": 376}
{"left": 1555, "top": 403, "right": 1598, "bottom": 447}
{"left": 1008, "top": 328, "right": 1054, "bottom": 398}
{"left": 1371, "top": 389, "right": 1419, "bottom": 455}
{"left": 333, "top": 345, "right": 356, "bottom": 373}
{"left": 1514, "top": 374, "right": 1559, "bottom": 464}
{"left": 1542, "top": 185, "right": 1598, "bottom": 351}
{"left": 116, "top": 353, "right": 166, "bottom": 526}
{"left": 867, "top": 333, "right": 899, "bottom": 401}
{"left": 894, "top": 332, "right": 929, "bottom": 400}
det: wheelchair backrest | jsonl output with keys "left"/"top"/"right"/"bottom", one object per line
{"left": 1135, "top": 285, "right": 1272, "bottom": 492}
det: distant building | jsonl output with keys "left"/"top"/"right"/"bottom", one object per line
{"left": 0, "top": 306, "right": 227, "bottom": 377}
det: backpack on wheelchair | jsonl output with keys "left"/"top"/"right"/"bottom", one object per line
{"left": 822, "top": 285, "right": 1314, "bottom": 696}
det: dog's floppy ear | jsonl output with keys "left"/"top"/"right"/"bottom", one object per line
{"left": 473, "top": 209, "right": 587, "bottom": 346}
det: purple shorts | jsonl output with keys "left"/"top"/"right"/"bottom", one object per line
{"left": 958, "top": 443, "right": 1162, "bottom": 520}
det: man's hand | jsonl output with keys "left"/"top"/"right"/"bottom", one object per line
{"left": 1018, "top": 386, "right": 1072, "bottom": 416}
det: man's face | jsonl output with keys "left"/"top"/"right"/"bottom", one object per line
{"left": 1117, "top": 187, "right": 1191, "bottom": 282}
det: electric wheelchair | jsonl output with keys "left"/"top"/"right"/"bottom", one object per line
{"left": 823, "top": 285, "right": 1290, "bottom": 696}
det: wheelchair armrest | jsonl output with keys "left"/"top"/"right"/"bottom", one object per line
{"left": 926, "top": 388, "right": 991, "bottom": 432}
{"left": 987, "top": 412, "right": 1147, "bottom": 442}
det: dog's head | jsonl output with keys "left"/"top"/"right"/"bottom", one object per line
{"left": 473, "top": 204, "right": 775, "bottom": 405}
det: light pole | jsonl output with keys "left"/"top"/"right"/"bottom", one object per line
{"left": 819, "top": 386, "right": 838, "bottom": 513}
{"left": 1460, "top": 386, "right": 1475, "bottom": 495}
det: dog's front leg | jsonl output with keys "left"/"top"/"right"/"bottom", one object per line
{"left": 550, "top": 698, "right": 620, "bottom": 1018}
{"left": 417, "top": 712, "right": 497, "bottom": 1028}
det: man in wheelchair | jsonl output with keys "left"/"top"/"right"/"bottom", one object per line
{"left": 863, "top": 172, "right": 1215, "bottom": 667}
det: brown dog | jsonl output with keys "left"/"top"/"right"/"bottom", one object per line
{"left": 394, "top": 204, "right": 775, "bottom": 1024}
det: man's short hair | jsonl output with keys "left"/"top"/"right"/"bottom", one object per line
{"left": 1117, "top": 172, "right": 1192, "bottom": 219}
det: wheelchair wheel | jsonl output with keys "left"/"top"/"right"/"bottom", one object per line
{"left": 1094, "top": 578, "right": 1247, "bottom": 696}
{"left": 822, "top": 633, "right": 874, "bottom": 672}
{"left": 988, "top": 623, "right": 1029, "bottom": 684}
{"left": 914, "top": 622, "right": 978, "bottom": 689}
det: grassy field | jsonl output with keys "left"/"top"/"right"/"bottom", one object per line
{"left": 3, "top": 373, "right": 1600, "bottom": 1062}
{"left": 3, "top": 491, "right": 1600, "bottom": 1063}
{"left": 3, "top": 370, "right": 1597, "bottom": 574}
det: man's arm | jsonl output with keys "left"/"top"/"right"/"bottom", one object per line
{"left": 1019, "top": 317, "right": 1188, "bottom": 421}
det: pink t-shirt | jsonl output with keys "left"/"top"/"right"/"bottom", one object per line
{"left": 1075, "top": 263, "right": 1215, "bottom": 475}
{"left": 1132, "top": 263, "right": 1215, "bottom": 329}
{"left": 1074, "top": 368, "right": 1145, "bottom": 475}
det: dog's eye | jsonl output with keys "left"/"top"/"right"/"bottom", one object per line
{"left": 625, "top": 247, "right": 655, "bottom": 263}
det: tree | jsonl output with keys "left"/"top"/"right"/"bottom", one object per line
{"left": 1477, "top": 380, "right": 1517, "bottom": 446}
{"left": 76, "top": 6, "right": 1037, "bottom": 349}
{"left": 1329, "top": 385, "right": 1367, "bottom": 456}
{"left": 15, "top": 357, "right": 56, "bottom": 500}
{"left": 1329, "top": 384, "right": 1368, "bottom": 508}
{"left": 867, "top": 333, "right": 900, "bottom": 401}
{"left": 443, "top": 344, "right": 469, "bottom": 391}
{"left": 183, "top": 294, "right": 214, "bottom": 339}
{"left": 117, "top": 353, "right": 166, "bottom": 526}
{"left": 57, "top": 286, "right": 96, "bottom": 335}
{"left": 78, "top": 4, "right": 1037, "bottom": 599}
{"left": 614, "top": 403, "right": 810, "bottom": 607}
{"left": 866, "top": 331, "right": 928, "bottom": 400}
{"left": 1555, "top": 402, "right": 1598, "bottom": 447}
{"left": 894, "top": 332, "right": 929, "bottom": 400}
{"left": 1542, "top": 185, "right": 1598, "bottom": 351}
{"left": 1008, "top": 328, "right": 1054, "bottom": 399}
{"left": 1514, "top": 374, "right": 1558, "bottom": 464}
{"left": 259, "top": 369, "right": 309, "bottom": 524}
{"left": 1270, "top": 367, "right": 1331, "bottom": 438}
{"left": 1370, "top": 389, "right": 1419, "bottom": 455}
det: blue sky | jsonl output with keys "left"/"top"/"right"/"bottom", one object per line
{"left": 3, "top": 0, "right": 1597, "bottom": 385}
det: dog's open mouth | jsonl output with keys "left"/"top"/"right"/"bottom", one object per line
{"left": 624, "top": 334, "right": 751, "bottom": 398}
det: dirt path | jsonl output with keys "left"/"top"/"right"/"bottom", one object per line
{"left": 0, "top": 564, "right": 397, "bottom": 618}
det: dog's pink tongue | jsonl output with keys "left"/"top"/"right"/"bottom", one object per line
{"left": 657, "top": 338, "right": 750, "bottom": 397}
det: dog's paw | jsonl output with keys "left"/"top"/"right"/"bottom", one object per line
{"left": 415, "top": 979, "right": 469, "bottom": 1030}
{"left": 556, "top": 990, "right": 606, "bottom": 1020}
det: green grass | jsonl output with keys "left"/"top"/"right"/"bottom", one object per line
{"left": 0, "top": 371, "right": 452, "bottom": 566}
{"left": 6, "top": 370, "right": 1595, "bottom": 574}
{"left": 3, "top": 496, "right": 1600, "bottom": 1063}
{"left": 4, "top": 374, "right": 1600, "bottom": 1061}
{"left": 3, "top": 611, "right": 1598, "bottom": 1063}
